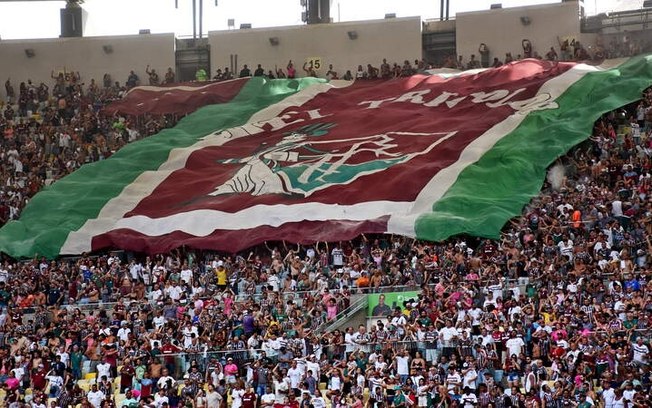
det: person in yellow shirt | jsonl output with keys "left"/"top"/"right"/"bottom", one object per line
{"left": 216, "top": 262, "right": 227, "bottom": 290}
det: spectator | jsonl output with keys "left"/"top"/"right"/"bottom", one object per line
{"left": 467, "top": 54, "right": 481, "bottom": 70}
{"left": 478, "top": 43, "right": 490, "bottom": 68}
{"left": 145, "top": 65, "right": 160, "bottom": 86}
{"left": 239, "top": 64, "right": 252, "bottom": 78}
{"left": 126, "top": 70, "right": 139, "bottom": 88}
{"left": 302, "top": 62, "right": 317, "bottom": 78}
{"left": 325, "top": 64, "right": 338, "bottom": 80}
{"left": 164, "top": 67, "right": 175, "bottom": 84}
{"left": 286, "top": 61, "right": 296, "bottom": 79}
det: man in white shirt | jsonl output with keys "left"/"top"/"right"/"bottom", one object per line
{"left": 150, "top": 283, "right": 164, "bottom": 303}
{"left": 461, "top": 387, "right": 478, "bottom": 408}
{"left": 260, "top": 386, "right": 276, "bottom": 407}
{"left": 446, "top": 366, "right": 462, "bottom": 394}
{"left": 87, "top": 384, "right": 105, "bottom": 408}
{"left": 601, "top": 381, "right": 616, "bottom": 408}
{"left": 632, "top": 337, "right": 649, "bottom": 366}
{"left": 46, "top": 372, "right": 64, "bottom": 397}
{"left": 157, "top": 369, "right": 176, "bottom": 391}
{"left": 154, "top": 389, "right": 169, "bottom": 408}
{"left": 469, "top": 307, "right": 483, "bottom": 331}
{"left": 287, "top": 360, "right": 303, "bottom": 392}
{"left": 0, "top": 266, "right": 9, "bottom": 283}
{"left": 96, "top": 359, "right": 112, "bottom": 381}
{"left": 117, "top": 322, "right": 131, "bottom": 342}
{"left": 351, "top": 325, "right": 371, "bottom": 354}
{"left": 180, "top": 266, "right": 193, "bottom": 285}
{"left": 129, "top": 261, "right": 143, "bottom": 281}
{"left": 55, "top": 347, "right": 70, "bottom": 367}
{"left": 311, "top": 388, "right": 327, "bottom": 408}
{"left": 462, "top": 363, "right": 478, "bottom": 391}
{"left": 331, "top": 246, "right": 344, "bottom": 267}
{"left": 344, "top": 327, "right": 356, "bottom": 356}
{"left": 153, "top": 312, "right": 167, "bottom": 329}
{"left": 166, "top": 281, "right": 183, "bottom": 301}
{"left": 505, "top": 331, "right": 525, "bottom": 357}
{"left": 395, "top": 349, "right": 410, "bottom": 384}
{"left": 231, "top": 383, "right": 245, "bottom": 408}
{"left": 558, "top": 236, "right": 574, "bottom": 260}
{"left": 440, "top": 320, "right": 459, "bottom": 354}
{"left": 182, "top": 322, "right": 199, "bottom": 349}
{"left": 306, "top": 355, "right": 320, "bottom": 382}
{"left": 273, "top": 375, "right": 290, "bottom": 403}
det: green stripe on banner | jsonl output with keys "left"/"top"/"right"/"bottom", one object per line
{"left": 415, "top": 55, "right": 652, "bottom": 241}
{"left": 0, "top": 77, "right": 324, "bottom": 259}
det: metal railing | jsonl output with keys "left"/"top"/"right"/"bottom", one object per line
{"left": 314, "top": 295, "right": 369, "bottom": 335}
{"left": 93, "top": 340, "right": 430, "bottom": 380}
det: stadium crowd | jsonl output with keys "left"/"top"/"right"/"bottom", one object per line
{"left": 0, "top": 70, "right": 179, "bottom": 227}
{"left": 1, "top": 49, "right": 652, "bottom": 408}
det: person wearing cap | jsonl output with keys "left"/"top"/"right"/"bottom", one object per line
{"left": 224, "top": 357, "right": 239, "bottom": 384}
{"left": 215, "top": 261, "right": 227, "bottom": 291}
{"left": 306, "top": 354, "right": 320, "bottom": 385}
{"left": 230, "top": 381, "right": 245, "bottom": 408}
{"left": 31, "top": 363, "right": 48, "bottom": 392}
{"left": 392, "top": 386, "right": 408, "bottom": 408}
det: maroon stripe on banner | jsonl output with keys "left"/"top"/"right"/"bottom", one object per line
{"left": 103, "top": 78, "right": 249, "bottom": 116}
{"left": 90, "top": 217, "right": 390, "bottom": 255}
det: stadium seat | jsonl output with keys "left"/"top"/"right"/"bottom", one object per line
{"left": 78, "top": 380, "right": 91, "bottom": 392}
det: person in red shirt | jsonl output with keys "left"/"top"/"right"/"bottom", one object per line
{"left": 242, "top": 388, "right": 257, "bottom": 408}
{"left": 120, "top": 358, "right": 136, "bottom": 393}
{"left": 31, "top": 364, "right": 48, "bottom": 391}
{"left": 274, "top": 398, "right": 300, "bottom": 408}
{"left": 160, "top": 338, "right": 182, "bottom": 374}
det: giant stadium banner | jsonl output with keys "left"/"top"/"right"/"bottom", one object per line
{"left": 0, "top": 56, "right": 651, "bottom": 258}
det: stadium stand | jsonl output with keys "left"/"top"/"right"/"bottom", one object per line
{"left": 1, "top": 7, "right": 652, "bottom": 408}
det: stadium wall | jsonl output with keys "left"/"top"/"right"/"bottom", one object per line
{"left": 208, "top": 17, "right": 422, "bottom": 78}
{"left": 455, "top": 2, "right": 595, "bottom": 64}
{"left": 0, "top": 33, "right": 175, "bottom": 95}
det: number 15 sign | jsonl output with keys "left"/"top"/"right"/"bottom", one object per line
{"left": 304, "top": 57, "right": 322, "bottom": 71}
